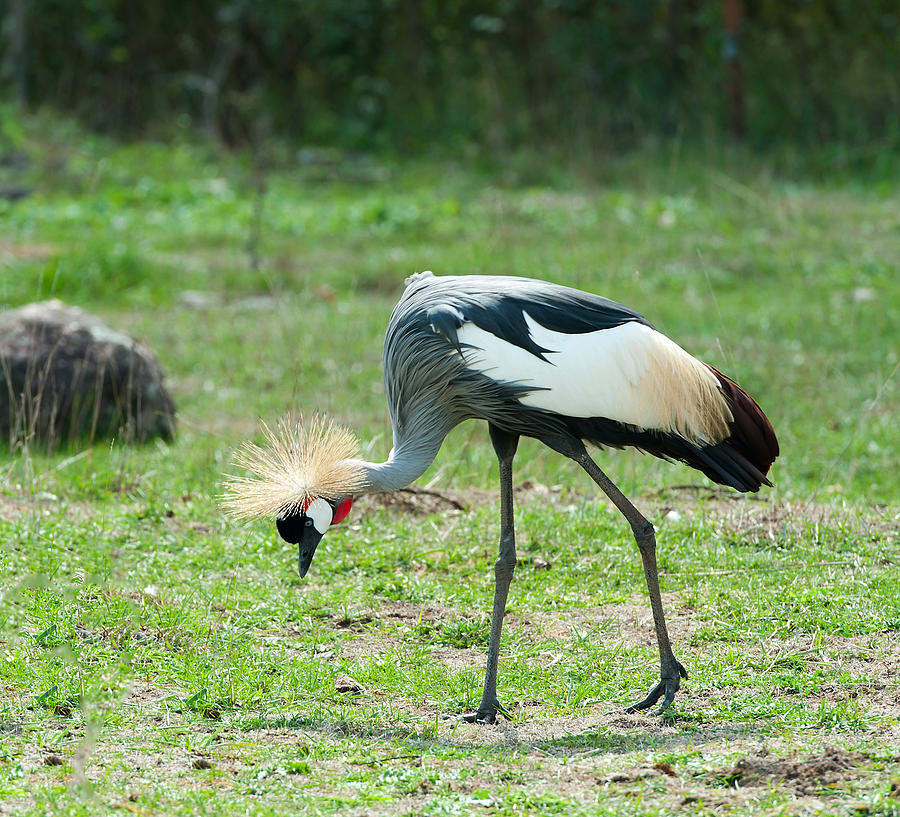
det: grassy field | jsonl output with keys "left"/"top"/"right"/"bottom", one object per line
{"left": 1, "top": 116, "right": 899, "bottom": 815}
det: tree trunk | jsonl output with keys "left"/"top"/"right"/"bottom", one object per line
{"left": 7, "top": 0, "right": 28, "bottom": 106}
{"left": 723, "top": 0, "right": 745, "bottom": 140}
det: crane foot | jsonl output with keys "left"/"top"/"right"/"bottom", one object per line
{"left": 446, "top": 698, "right": 512, "bottom": 724}
{"left": 625, "top": 660, "right": 688, "bottom": 716}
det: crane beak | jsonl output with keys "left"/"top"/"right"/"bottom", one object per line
{"left": 276, "top": 512, "right": 324, "bottom": 578}
{"left": 297, "top": 536, "right": 322, "bottom": 579}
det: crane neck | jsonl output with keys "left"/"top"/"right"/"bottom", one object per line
{"left": 350, "top": 432, "right": 447, "bottom": 494}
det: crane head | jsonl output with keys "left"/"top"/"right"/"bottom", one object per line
{"left": 275, "top": 496, "right": 353, "bottom": 577}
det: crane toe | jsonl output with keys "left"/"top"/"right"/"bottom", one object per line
{"left": 625, "top": 660, "right": 688, "bottom": 716}
{"left": 448, "top": 698, "right": 512, "bottom": 725}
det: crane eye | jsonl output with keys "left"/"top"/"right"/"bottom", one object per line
{"left": 304, "top": 518, "right": 313, "bottom": 527}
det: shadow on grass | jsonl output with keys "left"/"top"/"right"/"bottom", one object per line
{"left": 230, "top": 712, "right": 427, "bottom": 743}
{"left": 225, "top": 709, "right": 756, "bottom": 757}
{"left": 534, "top": 720, "right": 754, "bottom": 757}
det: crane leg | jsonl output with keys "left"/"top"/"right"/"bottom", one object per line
{"left": 575, "top": 449, "right": 688, "bottom": 715}
{"left": 460, "top": 425, "right": 519, "bottom": 724}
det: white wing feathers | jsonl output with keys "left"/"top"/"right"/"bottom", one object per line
{"left": 455, "top": 312, "right": 732, "bottom": 444}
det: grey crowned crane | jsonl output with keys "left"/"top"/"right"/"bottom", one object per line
{"left": 222, "top": 272, "right": 779, "bottom": 719}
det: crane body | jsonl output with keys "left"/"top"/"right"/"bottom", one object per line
{"left": 223, "top": 271, "right": 779, "bottom": 719}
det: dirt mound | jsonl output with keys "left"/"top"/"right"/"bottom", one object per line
{"left": 724, "top": 746, "right": 866, "bottom": 794}
{"left": 355, "top": 481, "right": 564, "bottom": 518}
{"left": 355, "top": 488, "right": 470, "bottom": 517}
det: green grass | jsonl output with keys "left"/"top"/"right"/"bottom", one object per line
{"left": 1, "top": 114, "right": 899, "bottom": 815}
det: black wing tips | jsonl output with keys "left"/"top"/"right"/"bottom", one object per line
{"left": 564, "top": 363, "right": 779, "bottom": 494}
{"left": 692, "top": 439, "right": 773, "bottom": 493}
{"left": 703, "top": 364, "right": 780, "bottom": 491}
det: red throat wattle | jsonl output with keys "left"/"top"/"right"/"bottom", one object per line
{"left": 332, "top": 497, "right": 353, "bottom": 524}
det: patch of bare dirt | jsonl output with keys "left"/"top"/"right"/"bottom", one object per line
{"left": 0, "top": 491, "right": 70, "bottom": 522}
{"left": 339, "top": 634, "right": 406, "bottom": 662}
{"left": 377, "top": 600, "right": 457, "bottom": 625}
{"left": 306, "top": 599, "right": 457, "bottom": 634}
{"left": 518, "top": 594, "right": 698, "bottom": 651}
{"left": 742, "top": 631, "right": 900, "bottom": 686}
{"left": 722, "top": 746, "right": 868, "bottom": 795}
{"left": 328, "top": 601, "right": 487, "bottom": 673}
{"left": 354, "top": 481, "right": 564, "bottom": 518}
{"left": 429, "top": 646, "right": 484, "bottom": 672}
{"left": 0, "top": 490, "right": 137, "bottom": 525}
{"left": 647, "top": 489, "right": 899, "bottom": 545}
{"left": 0, "top": 240, "right": 56, "bottom": 260}
{"left": 356, "top": 488, "right": 469, "bottom": 517}
{"left": 0, "top": 493, "right": 27, "bottom": 522}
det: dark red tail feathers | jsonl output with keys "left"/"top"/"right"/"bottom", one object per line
{"left": 706, "top": 365, "right": 779, "bottom": 489}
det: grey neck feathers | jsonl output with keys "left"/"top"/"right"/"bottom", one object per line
{"left": 352, "top": 431, "right": 447, "bottom": 494}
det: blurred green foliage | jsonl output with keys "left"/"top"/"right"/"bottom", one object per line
{"left": 2, "top": 1, "right": 899, "bottom": 152}
{"left": 1, "top": 117, "right": 897, "bottom": 501}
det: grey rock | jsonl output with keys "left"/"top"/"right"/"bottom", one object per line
{"left": 0, "top": 300, "right": 175, "bottom": 446}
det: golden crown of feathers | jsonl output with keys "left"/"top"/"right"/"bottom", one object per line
{"left": 219, "top": 414, "right": 366, "bottom": 519}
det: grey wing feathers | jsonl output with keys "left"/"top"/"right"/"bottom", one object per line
{"left": 403, "top": 273, "right": 651, "bottom": 360}
{"left": 425, "top": 305, "right": 466, "bottom": 352}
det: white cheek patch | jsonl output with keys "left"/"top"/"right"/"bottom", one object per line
{"left": 305, "top": 498, "right": 333, "bottom": 535}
